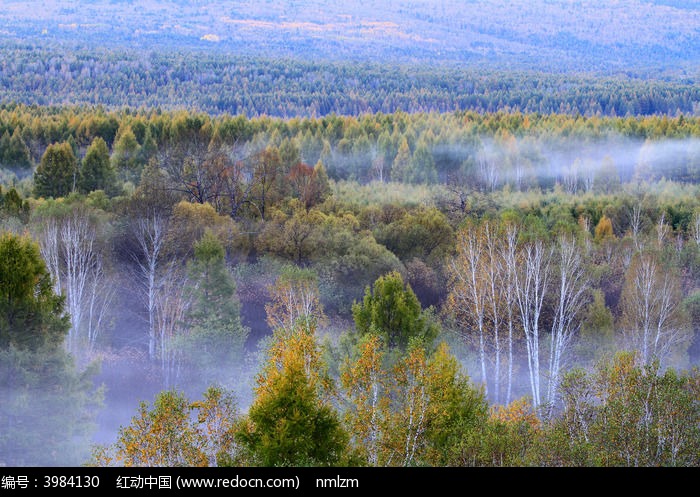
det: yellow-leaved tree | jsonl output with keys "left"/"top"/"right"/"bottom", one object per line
{"left": 231, "top": 323, "right": 356, "bottom": 467}
{"left": 88, "top": 386, "right": 240, "bottom": 467}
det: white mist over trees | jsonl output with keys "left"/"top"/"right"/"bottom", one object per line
{"left": 445, "top": 203, "right": 693, "bottom": 417}
{"left": 1, "top": 106, "right": 700, "bottom": 467}
{"left": 0, "top": 231, "right": 102, "bottom": 465}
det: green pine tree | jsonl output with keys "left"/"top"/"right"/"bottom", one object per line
{"left": 181, "top": 230, "right": 249, "bottom": 392}
{"left": 6, "top": 128, "right": 32, "bottom": 170}
{"left": 0, "top": 231, "right": 102, "bottom": 466}
{"left": 232, "top": 326, "right": 353, "bottom": 467}
{"left": 352, "top": 270, "right": 439, "bottom": 351}
{"left": 33, "top": 142, "right": 78, "bottom": 199}
{"left": 79, "top": 136, "right": 116, "bottom": 195}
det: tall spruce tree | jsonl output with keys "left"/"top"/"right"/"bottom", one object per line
{"left": 232, "top": 324, "right": 353, "bottom": 467}
{"left": 180, "top": 230, "right": 249, "bottom": 394}
{"left": 33, "top": 142, "right": 78, "bottom": 199}
{"left": 79, "top": 136, "right": 116, "bottom": 194}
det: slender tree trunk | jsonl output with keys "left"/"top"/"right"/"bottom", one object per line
{"left": 484, "top": 223, "right": 503, "bottom": 404}
{"left": 155, "top": 263, "right": 190, "bottom": 389}
{"left": 453, "top": 228, "right": 488, "bottom": 397}
{"left": 622, "top": 253, "right": 685, "bottom": 366}
{"left": 501, "top": 224, "right": 519, "bottom": 405}
{"left": 133, "top": 212, "right": 167, "bottom": 361}
{"left": 38, "top": 213, "right": 111, "bottom": 362}
{"left": 692, "top": 211, "right": 700, "bottom": 246}
{"left": 85, "top": 258, "right": 113, "bottom": 353}
{"left": 38, "top": 218, "right": 61, "bottom": 296}
{"left": 61, "top": 214, "right": 96, "bottom": 354}
{"left": 514, "top": 240, "right": 550, "bottom": 410}
{"left": 546, "top": 235, "right": 588, "bottom": 418}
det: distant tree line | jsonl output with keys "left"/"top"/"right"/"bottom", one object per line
{"left": 2, "top": 104, "right": 700, "bottom": 193}
{"left": 0, "top": 45, "right": 699, "bottom": 119}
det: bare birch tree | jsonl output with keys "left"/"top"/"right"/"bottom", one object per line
{"left": 483, "top": 222, "right": 505, "bottom": 404}
{"left": 620, "top": 251, "right": 689, "bottom": 367}
{"left": 545, "top": 235, "right": 590, "bottom": 417}
{"left": 656, "top": 212, "right": 670, "bottom": 248}
{"left": 35, "top": 210, "right": 113, "bottom": 361}
{"left": 447, "top": 220, "right": 519, "bottom": 404}
{"left": 500, "top": 222, "right": 520, "bottom": 405}
{"left": 514, "top": 239, "right": 551, "bottom": 410}
{"left": 477, "top": 148, "right": 499, "bottom": 192}
{"left": 265, "top": 265, "right": 325, "bottom": 334}
{"left": 131, "top": 211, "right": 196, "bottom": 386}
{"left": 155, "top": 261, "right": 191, "bottom": 389}
{"left": 691, "top": 209, "right": 700, "bottom": 247}
{"left": 37, "top": 217, "right": 61, "bottom": 296}
{"left": 60, "top": 212, "right": 97, "bottom": 354}
{"left": 630, "top": 202, "right": 643, "bottom": 252}
{"left": 85, "top": 257, "right": 114, "bottom": 354}
{"left": 132, "top": 211, "right": 169, "bottom": 361}
{"left": 447, "top": 221, "right": 487, "bottom": 396}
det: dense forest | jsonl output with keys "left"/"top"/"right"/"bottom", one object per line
{"left": 1, "top": 102, "right": 699, "bottom": 467}
{"left": 2, "top": 47, "right": 700, "bottom": 118}
{"left": 3, "top": 0, "right": 700, "bottom": 120}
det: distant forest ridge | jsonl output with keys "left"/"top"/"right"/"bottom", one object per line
{"left": 1, "top": 1, "right": 700, "bottom": 118}
{"left": 0, "top": 44, "right": 699, "bottom": 119}
{"left": 2, "top": 0, "right": 700, "bottom": 75}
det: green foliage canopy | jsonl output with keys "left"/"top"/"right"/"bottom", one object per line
{"left": 352, "top": 270, "right": 439, "bottom": 350}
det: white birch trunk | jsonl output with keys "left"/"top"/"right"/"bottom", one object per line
{"left": 37, "top": 213, "right": 111, "bottom": 361}
{"left": 61, "top": 213, "right": 96, "bottom": 354}
{"left": 501, "top": 224, "right": 519, "bottom": 405}
{"left": 514, "top": 240, "right": 550, "bottom": 410}
{"left": 133, "top": 212, "right": 167, "bottom": 361}
{"left": 483, "top": 222, "right": 503, "bottom": 404}
{"left": 155, "top": 262, "right": 190, "bottom": 388}
{"left": 545, "top": 235, "right": 589, "bottom": 417}
{"left": 692, "top": 210, "right": 700, "bottom": 246}
{"left": 38, "top": 218, "right": 61, "bottom": 296}
{"left": 451, "top": 227, "right": 488, "bottom": 397}
{"left": 623, "top": 253, "right": 687, "bottom": 366}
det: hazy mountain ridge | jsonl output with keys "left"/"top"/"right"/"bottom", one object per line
{"left": 1, "top": 0, "right": 700, "bottom": 75}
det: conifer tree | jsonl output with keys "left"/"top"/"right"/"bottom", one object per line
{"left": 0, "top": 231, "right": 102, "bottom": 466}
{"left": 352, "top": 270, "right": 438, "bottom": 351}
{"left": 181, "top": 230, "right": 249, "bottom": 392}
{"left": 79, "top": 136, "right": 116, "bottom": 194}
{"left": 233, "top": 324, "right": 352, "bottom": 467}
{"left": 33, "top": 142, "right": 78, "bottom": 199}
